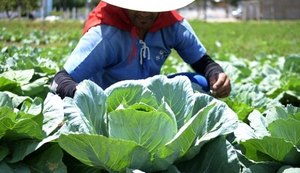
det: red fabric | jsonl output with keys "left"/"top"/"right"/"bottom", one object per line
{"left": 83, "top": 1, "right": 183, "bottom": 34}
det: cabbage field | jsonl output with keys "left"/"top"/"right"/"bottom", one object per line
{"left": 0, "top": 19, "right": 300, "bottom": 173}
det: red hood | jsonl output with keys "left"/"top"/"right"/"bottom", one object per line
{"left": 83, "top": 1, "right": 183, "bottom": 34}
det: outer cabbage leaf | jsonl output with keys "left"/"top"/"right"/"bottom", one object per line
{"left": 183, "top": 93, "right": 239, "bottom": 159}
{"left": 0, "top": 145, "right": 9, "bottom": 161}
{"left": 20, "top": 97, "right": 43, "bottom": 117}
{"left": 146, "top": 75, "right": 195, "bottom": 128}
{"left": 277, "top": 165, "right": 300, "bottom": 173}
{"left": 73, "top": 80, "right": 107, "bottom": 135}
{"left": 151, "top": 92, "right": 238, "bottom": 170}
{"left": 265, "top": 104, "right": 300, "bottom": 124}
{"left": 0, "top": 76, "right": 21, "bottom": 94}
{"left": 0, "top": 91, "right": 30, "bottom": 108}
{"left": 240, "top": 136, "right": 300, "bottom": 165}
{"left": 0, "top": 108, "right": 44, "bottom": 141}
{"left": 238, "top": 104, "right": 300, "bottom": 168}
{"left": 42, "top": 92, "right": 64, "bottom": 136}
{"left": 268, "top": 118, "right": 300, "bottom": 148}
{"left": 247, "top": 110, "right": 270, "bottom": 138}
{"left": 283, "top": 54, "right": 300, "bottom": 73}
{"left": 6, "top": 139, "right": 40, "bottom": 163}
{"left": 175, "top": 136, "right": 240, "bottom": 173}
{"left": 21, "top": 77, "right": 49, "bottom": 97}
{"left": 0, "top": 162, "right": 30, "bottom": 173}
{"left": 0, "top": 69, "right": 34, "bottom": 85}
{"left": 151, "top": 102, "right": 216, "bottom": 171}
{"left": 0, "top": 98, "right": 46, "bottom": 163}
{"left": 58, "top": 134, "right": 150, "bottom": 172}
{"left": 234, "top": 122, "right": 258, "bottom": 142}
{"left": 62, "top": 97, "right": 95, "bottom": 134}
{"left": 0, "top": 92, "right": 13, "bottom": 108}
{"left": 26, "top": 144, "right": 67, "bottom": 172}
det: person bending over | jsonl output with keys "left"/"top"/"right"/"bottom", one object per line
{"left": 52, "top": 0, "right": 231, "bottom": 98}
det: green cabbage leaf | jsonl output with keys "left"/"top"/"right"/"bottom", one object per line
{"left": 57, "top": 75, "right": 238, "bottom": 172}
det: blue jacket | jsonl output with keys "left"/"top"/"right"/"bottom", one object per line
{"left": 64, "top": 19, "right": 206, "bottom": 89}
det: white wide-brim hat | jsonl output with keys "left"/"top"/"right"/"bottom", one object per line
{"left": 102, "top": 0, "right": 195, "bottom": 12}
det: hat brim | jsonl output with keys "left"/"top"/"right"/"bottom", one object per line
{"left": 102, "top": 0, "right": 195, "bottom": 12}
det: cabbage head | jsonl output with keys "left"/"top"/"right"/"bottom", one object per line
{"left": 57, "top": 75, "right": 238, "bottom": 172}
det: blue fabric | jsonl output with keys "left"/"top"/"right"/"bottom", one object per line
{"left": 64, "top": 19, "right": 206, "bottom": 89}
{"left": 168, "top": 72, "right": 210, "bottom": 92}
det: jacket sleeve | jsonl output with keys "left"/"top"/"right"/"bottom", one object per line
{"left": 191, "top": 54, "right": 224, "bottom": 80}
{"left": 51, "top": 69, "right": 78, "bottom": 98}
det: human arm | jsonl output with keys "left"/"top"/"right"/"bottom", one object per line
{"left": 191, "top": 54, "right": 231, "bottom": 98}
{"left": 52, "top": 26, "right": 118, "bottom": 99}
{"left": 172, "top": 20, "right": 230, "bottom": 98}
{"left": 49, "top": 29, "right": 102, "bottom": 99}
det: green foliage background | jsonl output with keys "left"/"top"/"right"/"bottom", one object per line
{"left": 1, "top": 19, "right": 299, "bottom": 63}
{"left": 0, "top": 0, "right": 39, "bottom": 17}
{"left": 189, "top": 20, "right": 300, "bottom": 60}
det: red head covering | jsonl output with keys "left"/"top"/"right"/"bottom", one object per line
{"left": 83, "top": 1, "right": 183, "bottom": 33}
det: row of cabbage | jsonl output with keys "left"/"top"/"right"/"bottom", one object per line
{"left": 0, "top": 27, "right": 79, "bottom": 46}
{"left": 0, "top": 41, "right": 300, "bottom": 172}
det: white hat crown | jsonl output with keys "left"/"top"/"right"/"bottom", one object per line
{"left": 102, "top": 0, "right": 195, "bottom": 12}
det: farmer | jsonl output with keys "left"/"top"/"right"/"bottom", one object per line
{"left": 51, "top": 0, "right": 231, "bottom": 98}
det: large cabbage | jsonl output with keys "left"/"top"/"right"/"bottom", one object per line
{"left": 57, "top": 75, "right": 238, "bottom": 172}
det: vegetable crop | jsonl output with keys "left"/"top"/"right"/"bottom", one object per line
{"left": 55, "top": 75, "right": 239, "bottom": 172}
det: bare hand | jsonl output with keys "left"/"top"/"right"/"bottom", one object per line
{"left": 209, "top": 73, "right": 231, "bottom": 98}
